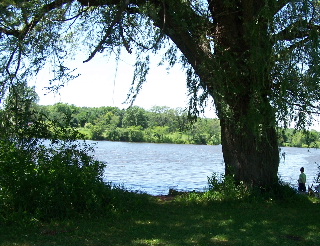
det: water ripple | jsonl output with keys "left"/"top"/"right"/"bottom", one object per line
{"left": 90, "top": 141, "right": 320, "bottom": 195}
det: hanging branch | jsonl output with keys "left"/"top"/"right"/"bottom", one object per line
{"left": 0, "top": 0, "right": 73, "bottom": 39}
{"left": 119, "top": 23, "right": 132, "bottom": 54}
{"left": 275, "top": 19, "right": 320, "bottom": 42}
{"left": 83, "top": 2, "right": 128, "bottom": 63}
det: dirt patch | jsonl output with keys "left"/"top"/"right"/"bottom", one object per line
{"left": 154, "top": 195, "right": 176, "bottom": 202}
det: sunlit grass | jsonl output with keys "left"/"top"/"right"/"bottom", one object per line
{"left": 1, "top": 192, "right": 320, "bottom": 246}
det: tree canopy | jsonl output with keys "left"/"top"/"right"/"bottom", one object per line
{"left": 1, "top": 0, "right": 320, "bottom": 187}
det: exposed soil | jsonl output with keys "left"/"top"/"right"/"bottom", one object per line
{"left": 154, "top": 195, "right": 177, "bottom": 202}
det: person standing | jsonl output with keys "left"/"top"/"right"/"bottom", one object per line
{"left": 298, "top": 167, "right": 306, "bottom": 192}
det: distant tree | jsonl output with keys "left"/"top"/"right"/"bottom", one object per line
{"left": 0, "top": 82, "right": 51, "bottom": 145}
{"left": 148, "top": 106, "right": 173, "bottom": 128}
{"left": 191, "top": 118, "right": 221, "bottom": 145}
{"left": 122, "top": 106, "right": 148, "bottom": 129}
{"left": 3, "top": 82, "right": 39, "bottom": 125}
{"left": 48, "top": 103, "right": 78, "bottom": 127}
{"left": 76, "top": 108, "right": 91, "bottom": 127}
{"left": 109, "top": 114, "right": 121, "bottom": 128}
{"left": 174, "top": 108, "right": 190, "bottom": 133}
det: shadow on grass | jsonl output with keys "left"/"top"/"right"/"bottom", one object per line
{"left": 1, "top": 195, "right": 320, "bottom": 246}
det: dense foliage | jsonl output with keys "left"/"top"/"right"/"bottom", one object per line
{"left": 34, "top": 102, "right": 320, "bottom": 147}
{"left": 39, "top": 103, "right": 221, "bottom": 145}
{"left": 0, "top": 83, "right": 111, "bottom": 221}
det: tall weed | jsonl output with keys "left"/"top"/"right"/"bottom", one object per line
{"left": 180, "top": 173, "right": 303, "bottom": 204}
{"left": 207, "top": 173, "right": 250, "bottom": 201}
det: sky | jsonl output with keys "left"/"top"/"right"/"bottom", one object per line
{"left": 32, "top": 52, "right": 217, "bottom": 118}
{"left": 31, "top": 52, "right": 320, "bottom": 130}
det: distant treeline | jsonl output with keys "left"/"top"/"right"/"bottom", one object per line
{"left": 37, "top": 103, "right": 320, "bottom": 147}
{"left": 38, "top": 104, "right": 221, "bottom": 145}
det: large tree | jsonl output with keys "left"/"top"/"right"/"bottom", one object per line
{"left": 1, "top": 0, "right": 319, "bottom": 188}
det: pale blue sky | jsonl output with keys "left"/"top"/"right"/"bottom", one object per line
{"left": 31, "top": 53, "right": 320, "bottom": 130}
{"left": 32, "top": 52, "right": 217, "bottom": 118}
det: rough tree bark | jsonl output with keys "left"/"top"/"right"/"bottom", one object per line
{"left": 208, "top": 0, "right": 279, "bottom": 186}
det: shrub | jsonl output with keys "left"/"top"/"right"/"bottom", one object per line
{"left": 207, "top": 173, "right": 250, "bottom": 201}
{"left": 0, "top": 139, "right": 110, "bottom": 220}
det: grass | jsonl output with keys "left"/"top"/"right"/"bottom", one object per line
{"left": 1, "top": 192, "right": 320, "bottom": 246}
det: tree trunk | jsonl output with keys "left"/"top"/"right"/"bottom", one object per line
{"left": 220, "top": 106, "right": 279, "bottom": 187}
{"left": 209, "top": 0, "right": 280, "bottom": 187}
{"left": 214, "top": 64, "right": 280, "bottom": 187}
{"left": 148, "top": 0, "right": 281, "bottom": 188}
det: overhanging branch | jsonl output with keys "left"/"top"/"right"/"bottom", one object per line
{"left": 0, "top": 0, "right": 73, "bottom": 39}
{"left": 275, "top": 19, "right": 320, "bottom": 42}
{"left": 83, "top": 6, "right": 125, "bottom": 63}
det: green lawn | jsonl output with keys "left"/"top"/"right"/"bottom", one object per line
{"left": 1, "top": 194, "right": 320, "bottom": 246}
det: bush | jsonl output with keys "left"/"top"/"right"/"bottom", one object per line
{"left": 0, "top": 139, "right": 110, "bottom": 220}
{"left": 179, "top": 174, "right": 303, "bottom": 205}
{"left": 207, "top": 173, "right": 250, "bottom": 201}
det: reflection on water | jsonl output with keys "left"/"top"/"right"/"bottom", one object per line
{"left": 89, "top": 141, "right": 320, "bottom": 195}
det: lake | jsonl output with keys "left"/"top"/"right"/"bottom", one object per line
{"left": 89, "top": 141, "right": 320, "bottom": 195}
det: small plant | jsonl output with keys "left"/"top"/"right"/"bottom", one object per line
{"left": 175, "top": 173, "right": 250, "bottom": 204}
{"left": 206, "top": 173, "right": 250, "bottom": 201}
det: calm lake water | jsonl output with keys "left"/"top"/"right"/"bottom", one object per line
{"left": 89, "top": 141, "right": 320, "bottom": 195}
